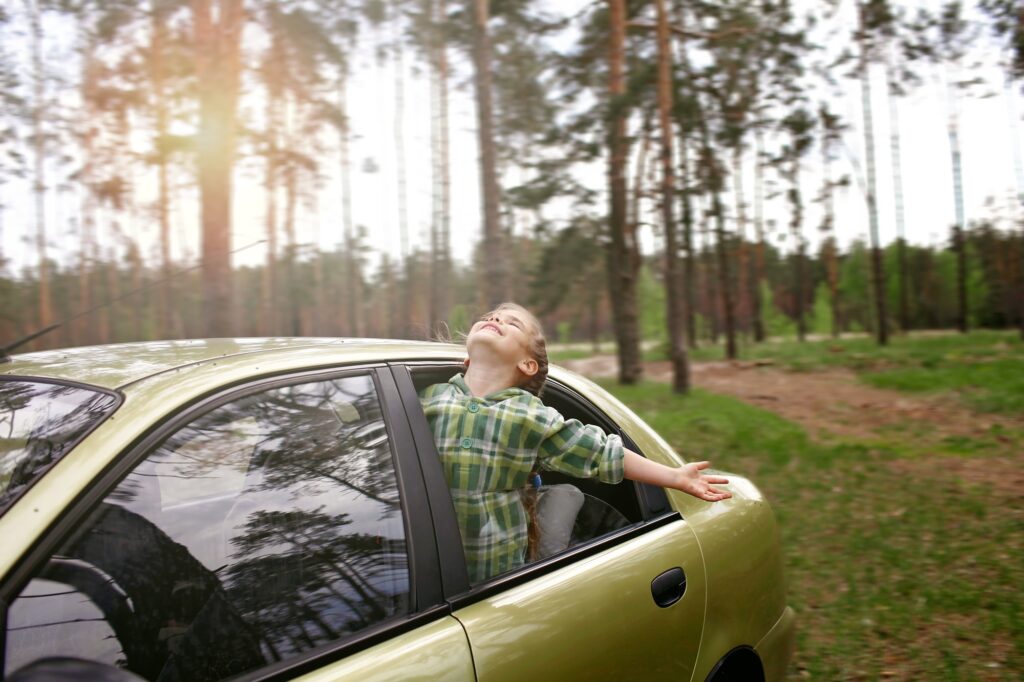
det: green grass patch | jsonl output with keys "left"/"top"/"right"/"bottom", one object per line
{"left": 862, "top": 357, "right": 1024, "bottom": 414}
{"left": 643, "top": 330, "right": 1024, "bottom": 414}
{"left": 603, "top": 380, "right": 1024, "bottom": 680}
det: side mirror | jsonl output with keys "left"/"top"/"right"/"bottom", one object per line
{"left": 7, "top": 657, "right": 146, "bottom": 682}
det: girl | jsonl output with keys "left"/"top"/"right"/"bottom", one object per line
{"left": 419, "top": 302, "right": 730, "bottom": 583}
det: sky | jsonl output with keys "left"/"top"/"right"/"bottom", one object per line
{"left": 0, "top": 0, "right": 1022, "bottom": 279}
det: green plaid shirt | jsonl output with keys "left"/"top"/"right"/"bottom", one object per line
{"left": 419, "top": 374, "right": 624, "bottom": 583}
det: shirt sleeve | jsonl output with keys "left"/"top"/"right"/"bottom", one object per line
{"left": 535, "top": 405, "right": 625, "bottom": 484}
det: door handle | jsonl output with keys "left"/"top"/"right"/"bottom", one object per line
{"left": 651, "top": 567, "right": 686, "bottom": 608}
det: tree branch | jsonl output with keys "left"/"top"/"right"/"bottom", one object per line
{"left": 626, "top": 20, "right": 754, "bottom": 41}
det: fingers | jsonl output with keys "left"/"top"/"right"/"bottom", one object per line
{"left": 703, "top": 475, "right": 729, "bottom": 484}
{"left": 692, "top": 460, "right": 711, "bottom": 470}
{"left": 703, "top": 488, "right": 732, "bottom": 501}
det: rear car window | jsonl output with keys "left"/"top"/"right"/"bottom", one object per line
{"left": 0, "top": 379, "right": 119, "bottom": 514}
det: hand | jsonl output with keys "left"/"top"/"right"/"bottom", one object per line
{"left": 673, "top": 461, "right": 731, "bottom": 502}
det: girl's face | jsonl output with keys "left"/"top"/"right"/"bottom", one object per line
{"left": 466, "top": 307, "right": 539, "bottom": 376}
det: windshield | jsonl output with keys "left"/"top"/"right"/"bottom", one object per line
{"left": 0, "top": 379, "right": 119, "bottom": 514}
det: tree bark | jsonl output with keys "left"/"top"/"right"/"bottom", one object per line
{"left": 27, "top": 0, "right": 53, "bottom": 341}
{"left": 606, "top": 0, "right": 642, "bottom": 383}
{"left": 886, "top": 59, "right": 910, "bottom": 333}
{"left": 655, "top": 0, "right": 689, "bottom": 392}
{"left": 859, "top": 1, "right": 888, "bottom": 345}
{"left": 262, "top": 22, "right": 283, "bottom": 337}
{"left": 946, "top": 64, "right": 967, "bottom": 334}
{"left": 955, "top": 224, "right": 968, "bottom": 333}
{"left": 752, "top": 128, "right": 766, "bottom": 342}
{"left": 472, "top": 0, "right": 505, "bottom": 307}
{"left": 429, "top": 0, "right": 451, "bottom": 337}
{"left": 150, "top": 7, "right": 176, "bottom": 340}
{"left": 337, "top": 72, "right": 360, "bottom": 336}
{"left": 733, "top": 148, "right": 752, "bottom": 338}
{"left": 193, "top": 0, "right": 244, "bottom": 338}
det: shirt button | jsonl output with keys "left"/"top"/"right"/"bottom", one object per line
{"left": 461, "top": 437, "right": 473, "bottom": 449}
{"left": 467, "top": 402, "right": 479, "bottom": 413}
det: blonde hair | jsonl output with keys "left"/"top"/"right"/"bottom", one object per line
{"left": 489, "top": 302, "right": 549, "bottom": 397}
{"left": 488, "top": 303, "right": 547, "bottom": 563}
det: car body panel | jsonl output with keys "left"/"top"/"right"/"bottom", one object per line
{"left": 670, "top": 480, "right": 791, "bottom": 682}
{"left": 292, "top": 616, "right": 475, "bottom": 682}
{"left": 453, "top": 520, "right": 706, "bottom": 682}
{"left": 1, "top": 339, "right": 794, "bottom": 681}
{"left": 756, "top": 606, "right": 797, "bottom": 682}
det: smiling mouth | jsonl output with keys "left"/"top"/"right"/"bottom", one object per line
{"left": 481, "top": 323, "right": 502, "bottom": 335}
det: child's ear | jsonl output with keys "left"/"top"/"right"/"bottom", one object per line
{"left": 518, "top": 357, "right": 538, "bottom": 377}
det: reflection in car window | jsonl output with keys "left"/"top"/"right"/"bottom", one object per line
{"left": 4, "top": 374, "right": 409, "bottom": 681}
{"left": 0, "top": 379, "right": 118, "bottom": 514}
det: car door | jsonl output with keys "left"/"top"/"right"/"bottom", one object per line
{"left": 2, "top": 367, "right": 473, "bottom": 682}
{"left": 393, "top": 364, "right": 706, "bottom": 682}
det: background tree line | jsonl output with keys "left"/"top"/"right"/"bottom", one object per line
{"left": 0, "top": 0, "right": 1022, "bottom": 392}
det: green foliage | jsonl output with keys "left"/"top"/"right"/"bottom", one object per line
{"left": 448, "top": 304, "right": 470, "bottom": 338}
{"left": 838, "top": 239, "right": 873, "bottom": 333}
{"left": 811, "top": 282, "right": 833, "bottom": 336}
{"left": 761, "top": 281, "right": 796, "bottom": 338}
{"left": 638, "top": 264, "right": 666, "bottom": 341}
{"left": 556, "top": 320, "right": 572, "bottom": 345}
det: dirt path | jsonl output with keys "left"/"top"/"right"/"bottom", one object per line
{"left": 561, "top": 355, "right": 1024, "bottom": 495}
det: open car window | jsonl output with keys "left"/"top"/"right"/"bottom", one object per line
{"left": 410, "top": 366, "right": 660, "bottom": 584}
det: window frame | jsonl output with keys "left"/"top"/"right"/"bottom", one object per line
{"left": 391, "top": 362, "right": 682, "bottom": 608}
{"left": 1, "top": 365, "right": 450, "bottom": 682}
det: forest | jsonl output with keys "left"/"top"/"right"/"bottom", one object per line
{"left": 0, "top": 0, "right": 1022, "bottom": 392}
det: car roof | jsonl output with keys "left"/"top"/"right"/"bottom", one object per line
{"left": 1, "top": 338, "right": 465, "bottom": 390}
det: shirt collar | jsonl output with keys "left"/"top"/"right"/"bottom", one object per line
{"left": 448, "top": 373, "right": 529, "bottom": 402}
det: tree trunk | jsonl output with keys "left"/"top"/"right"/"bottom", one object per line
{"left": 79, "top": 45, "right": 99, "bottom": 346}
{"left": 151, "top": 7, "right": 175, "bottom": 340}
{"left": 946, "top": 64, "right": 967, "bottom": 334}
{"left": 820, "top": 116, "right": 841, "bottom": 338}
{"left": 696, "top": 101, "right": 736, "bottom": 358}
{"left": 887, "top": 59, "right": 910, "bottom": 333}
{"left": 193, "top": 0, "right": 244, "bottom": 338}
{"left": 263, "top": 24, "right": 283, "bottom": 337}
{"left": 790, "top": 158, "right": 806, "bottom": 342}
{"left": 284, "top": 162, "right": 299, "bottom": 336}
{"left": 28, "top": 0, "right": 53, "bottom": 341}
{"left": 679, "top": 134, "right": 697, "bottom": 349}
{"left": 338, "top": 72, "right": 360, "bottom": 336}
{"left": 472, "top": 0, "right": 505, "bottom": 306}
{"left": 429, "top": 0, "right": 451, "bottom": 337}
{"left": 606, "top": 0, "right": 642, "bottom": 383}
{"left": 859, "top": 1, "right": 888, "bottom": 345}
{"left": 955, "top": 224, "right": 968, "bottom": 333}
{"left": 393, "top": 0, "right": 411, "bottom": 337}
{"left": 733, "top": 149, "right": 751, "bottom": 338}
{"left": 751, "top": 128, "right": 766, "bottom": 342}
{"left": 712, "top": 191, "right": 737, "bottom": 358}
{"left": 655, "top": 0, "right": 689, "bottom": 392}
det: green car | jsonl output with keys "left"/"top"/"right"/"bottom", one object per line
{"left": 0, "top": 339, "right": 794, "bottom": 681}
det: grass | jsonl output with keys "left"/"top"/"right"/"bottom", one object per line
{"left": 645, "top": 330, "right": 1024, "bottom": 415}
{"left": 602, "top": 380, "right": 1024, "bottom": 681}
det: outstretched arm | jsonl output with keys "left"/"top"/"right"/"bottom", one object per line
{"left": 623, "top": 449, "right": 731, "bottom": 502}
